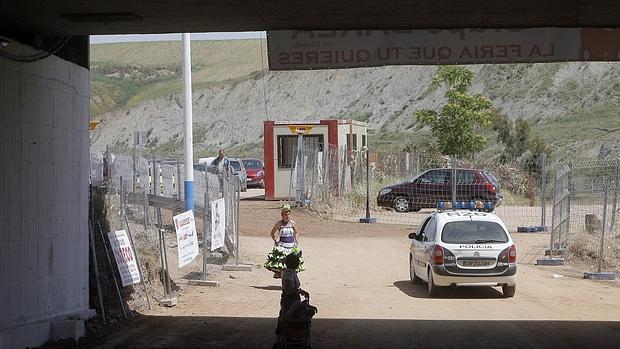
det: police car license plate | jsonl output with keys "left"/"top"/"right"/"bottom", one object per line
{"left": 461, "top": 259, "right": 493, "bottom": 267}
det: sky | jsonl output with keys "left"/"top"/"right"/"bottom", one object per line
{"left": 90, "top": 32, "right": 265, "bottom": 44}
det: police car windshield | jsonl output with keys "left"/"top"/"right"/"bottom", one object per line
{"left": 441, "top": 221, "right": 508, "bottom": 244}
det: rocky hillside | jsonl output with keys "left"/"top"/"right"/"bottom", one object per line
{"left": 89, "top": 39, "right": 620, "bottom": 161}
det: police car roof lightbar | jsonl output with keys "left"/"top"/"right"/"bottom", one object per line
{"left": 437, "top": 201, "right": 494, "bottom": 212}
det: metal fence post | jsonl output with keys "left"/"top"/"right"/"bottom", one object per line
{"left": 123, "top": 212, "right": 152, "bottom": 310}
{"left": 88, "top": 220, "right": 106, "bottom": 321}
{"left": 296, "top": 134, "right": 305, "bottom": 206}
{"left": 142, "top": 158, "right": 149, "bottom": 228}
{"left": 359, "top": 147, "right": 377, "bottom": 224}
{"left": 565, "top": 162, "right": 572, "bottom": 245}
{"left": 119, "top": 176, "right": 124, "bottom": 223}
{"left": 132, "top": 147, "right": 137, "bottom": 193}
{"left": 549, "top": 172, "right": 557, "bottom": 258}
{"left": 451, "top": 155, "right": 457, "bottom": 205}
{"left": 611, "top": 163, "right": 619, "bottom": 234}
{"left": 157, "top": 207, "right": 174, "bottom": 303}
{"left": 235, "top": 176, "right": 240, "bottom": 265}
{"left": 541, "top": 153, "right": 547, "bottom": 229}
{"left": 366, "top": 148, "right": 371, "bottom": 219}
{"left": 202, "top": 171, "right": 210, "bottom": 280}
{"left": 152, "top": 159, "right": 159, "bottom": 220}
{"left": 143, "top": 180, "right": 149, "bottom": 228}
{"left": 598, "top": 186, "right": 609, "bottom": 273}
{"left": 152, "top": 160, "right": 159, "bottom": 194}
{"left": 177, "top": 158, "right": 182, "bottom": 201}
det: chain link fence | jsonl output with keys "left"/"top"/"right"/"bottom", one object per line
{"left": 88, "top": 149, "right": 242, "bottom": 317}
{"left": 295, "top": 146, "right": 551, "bottom": 233}
{"left": 555, "top": 160, "right": 620, "bottom": 275}
{"left": 291, "top": 145, "right": 618, "bottom": 273}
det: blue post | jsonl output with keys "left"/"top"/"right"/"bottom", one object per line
{"left": 184, "top": 180, "right": 194, "bottom": 211}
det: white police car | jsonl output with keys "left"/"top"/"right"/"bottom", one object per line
{"left": 408, "top": 203, "right": 517, "bottom": 297}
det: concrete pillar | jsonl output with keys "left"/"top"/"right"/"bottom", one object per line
{"left": 0, "top": 40, "right": 93, "bottom": 348}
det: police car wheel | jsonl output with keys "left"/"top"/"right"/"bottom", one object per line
{"left": 502, "top": 285, "right": 516, "bottom": 298}
{"left": 428, "top": 269, "right": 441, "bottom": 297}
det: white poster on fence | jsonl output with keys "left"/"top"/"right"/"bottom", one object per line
{"left": 173, "top": 210, "right": 200, "bottom": 268}
{"left": 211, "top": 198, "right": 226, "bottom": 251}
{"left": 107, "top": 230, "right": 141, "bottom": 287}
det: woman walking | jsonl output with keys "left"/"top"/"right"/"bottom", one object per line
{"left": 264, "top": 204, "right": 305, "bottom": 278}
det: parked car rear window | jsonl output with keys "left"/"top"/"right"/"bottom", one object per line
{"left": 441, "top": 221, "right": 508, "bottom": 244}
{"left": 243, "top": 160, "right": 263, "bottom": 169}
{"left": 482, "top": 171, "right": 501, "bottom": 189}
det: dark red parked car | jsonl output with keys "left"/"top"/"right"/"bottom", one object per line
{"left": 377, "top": 168, "right": 502, "bottom": 212}
{"left": 242, "top": 158, "right": 265, "bottom": 188}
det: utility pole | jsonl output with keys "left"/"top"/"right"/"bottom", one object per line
{"left": 182, "top": 33, "right": 194, "bottom": 211}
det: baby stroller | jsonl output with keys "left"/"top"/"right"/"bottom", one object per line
{"left": 277, "top": 294, "right": 318, "bottom": 349}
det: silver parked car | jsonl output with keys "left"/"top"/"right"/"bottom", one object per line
{"left": 229, "top": 158, "right": 248, "bottom": 192}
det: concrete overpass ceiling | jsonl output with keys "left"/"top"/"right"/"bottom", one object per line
{"left": 2, "top": 0, "right": 620, "bottom": 35}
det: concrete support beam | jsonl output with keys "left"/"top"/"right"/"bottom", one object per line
{"left": 0, "top": 41, "right": 91, "bottom": 348}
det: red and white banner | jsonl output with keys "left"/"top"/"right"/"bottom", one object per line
{"left": 108, "top": 230, "right": 141, "bottom": 287}
{"left": 267, "top": 28, "right": 620, "bottom": 70}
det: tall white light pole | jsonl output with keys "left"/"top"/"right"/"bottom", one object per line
{"left": 182, "top": 33, "right": 194, "bottom": 211}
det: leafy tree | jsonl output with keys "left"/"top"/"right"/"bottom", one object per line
{"left": 416, "top": 66, "right": 493, "bottom": 156}
{"left": 524, "top": 136, "right": 552, "bottom": 177}
{"left": 514, "top": 118, "right": 530, "bottom": 155}
{"left": 491, "top": 112, "right": 512, "bottom": 144}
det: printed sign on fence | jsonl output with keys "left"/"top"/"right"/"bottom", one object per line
{"left": 107, "top": 230, "right": 141, "bottom": 287}
{"left": 211, "top": 198, "right": 226, "bottom": 251}
{"left": 173, "top": 210, "right": 200, "bottom": 268}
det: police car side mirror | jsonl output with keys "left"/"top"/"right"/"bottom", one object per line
{"left": 408, "top": 232, "right": 416, "bottom": 239}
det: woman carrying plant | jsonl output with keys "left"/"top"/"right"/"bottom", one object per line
{"left": 264, "top": 204, "right": 305, "bottom": 278}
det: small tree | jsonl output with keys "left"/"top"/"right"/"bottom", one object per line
{"left": 416, "top": 66, "right": 493, "bottom": 156}
{"left": 514, "top": 118, "right": 530, "bottom": 156}
{"left": 491, "top": 111, "right": 512, "bottom": 144}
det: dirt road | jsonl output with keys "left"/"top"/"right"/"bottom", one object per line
{"left": 86, "top": 198, "right": 620, "bottom": 348}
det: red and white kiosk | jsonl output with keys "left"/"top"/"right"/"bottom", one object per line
{"left": 263, "top": 119, "right": 368, "bottom": 200}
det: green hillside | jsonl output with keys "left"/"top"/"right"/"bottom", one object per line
{"left": 91, "top": 39, "right": 268, "bottom": 115}
{"left": 90, "top": 40, "right": 620, "bottom": 161}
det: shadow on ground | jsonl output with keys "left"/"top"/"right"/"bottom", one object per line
{"left": 80, "top": 315, "right": 620, "bottom": 349}
{"left": 393, "top": 280, "right": 505, "bottom": 299}
{"left": 251, "top": 285, "right": 282, "bottom": 291}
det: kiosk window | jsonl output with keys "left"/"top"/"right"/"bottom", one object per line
{"left": 278, "top": 135, "right": 324, "bottom": 168}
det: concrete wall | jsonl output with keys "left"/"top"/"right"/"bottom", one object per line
{"left": 0, "top": 45, "right": 91, "bottom": 348}
{"left": 337, "top": 120, "right": 367, "bottom": 151}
